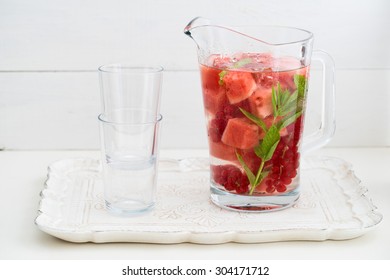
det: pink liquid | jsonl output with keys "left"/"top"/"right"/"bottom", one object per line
{"left": 200, "top": 53, "right": 309, "bottom": 196}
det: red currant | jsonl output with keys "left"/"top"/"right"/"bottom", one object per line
{"left": 281, "top": 176, "right": 292, "bottom": 185}
{"left": 223, "top": 105, "right": 237, "bottom": 119}
{"left": 276, "top": 184, "right": 287, "bottom": 193}
{"left": 215, "top": 111, "right": 226, "bottom": 120}
{"left": 208, "top": 118, "right": 227, "bottom": 142}
{"left": 265, "top": 179, "right": 273, "bottom": 187}
{"left": 212, "top": 164, "right": 250, "bottom": 194}
{"left": 266, "top": 186, "right": 275, "bottom": 193}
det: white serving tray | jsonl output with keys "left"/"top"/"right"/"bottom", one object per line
{"left": 35, "top": 156, "right": 382, "bottom": 244}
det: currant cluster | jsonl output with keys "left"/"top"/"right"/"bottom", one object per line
{"left": 211, "top": 165, "right": 249, "bottom": 194}
{"left": 264, "top": 116, "right": 303, "bottom": 193}
{"left": 208, "top": 102, "right": 249, "bottom": 142}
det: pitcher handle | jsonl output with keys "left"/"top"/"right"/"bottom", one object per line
{"left": 302, "top": 50, "right": 336, "bottom": 153}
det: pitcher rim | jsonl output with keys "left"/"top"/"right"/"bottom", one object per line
{"left": 184, "top": 17, "right": 313, "bottom": 46}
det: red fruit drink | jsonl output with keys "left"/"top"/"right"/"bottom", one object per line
{"left": 200, "top": 53, "right": 309, "bottom": 198}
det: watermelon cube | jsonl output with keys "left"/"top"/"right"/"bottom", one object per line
{"left": 201, "top": 64, "right": 221, "bottom": 92}
{"left": 202, "top": 87, "right": 227, "bottom": 115}
{"left": 200, "top": 65, "right": 228, "bottom": 114}
{"left": 221, "top": 118, "right": 259, "bottom": 149}
{"left": 248, "top": 88, "right": 273, "bottom": 119}
{"left": 209, "top": 140, "right": 238, "bottom": 162}
{"left": 223, "top": 71, "right": 257, "bottom": 104}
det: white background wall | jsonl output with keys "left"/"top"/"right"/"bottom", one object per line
{"left": 0, "top": 0, "right": 389, "bottom": 150}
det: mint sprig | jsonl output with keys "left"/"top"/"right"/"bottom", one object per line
{"left": 236, "top": 75, "right": 307, "bottom": 195}
{"left": 272, "top": 84, "right": 299, "bottom": 118}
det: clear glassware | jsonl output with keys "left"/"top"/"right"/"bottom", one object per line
{"left": 184, "top": 17, "right": 335, "bottom": 212}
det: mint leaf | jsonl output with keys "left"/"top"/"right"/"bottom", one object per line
{"left": 279, "top": 111, "right": 302, "bottom": 129}
{"left": 272, "top": 84, "right": 294, "bottom": 117}
{"left": 218, "top": 70, "right": 227, "bottom": 85}
{"left": 259, "top": 125, "right": 280, "bottom": 161}
{"left": 254, "top": 143, "right": 263, "bottom": 159}
{"left": 279, "top": 89, "right": 290, "bottom": 107}
{"left": 294, "top": 74, "right": 307, "bottom": 98}
{"left": 233, "top": 57, "right": 252, "bottom": 68}
{"left": 285, "top": 89, "right": 298, "bottom": 106}
{"left": 279, "top": 102, "right": 298, "bottom": 116}
{"left": 271, "top": 86, "right": 278, "bottom": 117}
{"left": 271, "top": 82, "right": 303, "bottom": 119}
{"left": 236, "top": 151, "right": 256, "bottom": 186}
{"left": 239, "top": 108, "right": 267, "bottom": 132}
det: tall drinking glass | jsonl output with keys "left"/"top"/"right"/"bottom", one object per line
{"left": 98, "top": 64, "right": 163, "bottom": 215}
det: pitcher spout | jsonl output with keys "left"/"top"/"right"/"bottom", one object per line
{"left": 183, "top": 17, "right": 209, "bottom": 37}
{"left": 184, "top": 16, "right": 257, "bottom": 64}
{"left": 183, "top": 17, "right": 213, "bottom": 50}
{"left": 184, "top": 17, "right": 314, "bottom": 67}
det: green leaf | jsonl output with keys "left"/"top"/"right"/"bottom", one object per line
{"left": 294, "top": 74, "right": 307, "bottom": 98}
{"left": 233, "top": 57, "right": 252, "bottom": 68}
{"left": 263, "top": 140, "right": 280, "bottom": 162}
{"left": 254, "top": 143, "right": 263, "bottom": 159}
{"left": 272, "top": 83, "right": 297, "bottom": 117}
{"left": 279, "top": 111, "right": 302, "bottom": 129}
{"left": 239, "top": 108, "right": 268, "bottom": 132}
{"left": 285, "top": 89, "right": 299, "bottom": 106}
{"left": 259, "top": 125, "right": 280, "bottom": 161}
{"left": 271, "top": 82, "right": 301, "bottom": 117}
{"left": 271, "top": 86, "right": 278, "bottom": 117}
{"left": 236, "top": 151, "right": 256, "bottom": 186}
{"left": 218, "top": 70, "right": 227, "bottom": 85}
{"left": 279, "top": 102, "right": 298, "bottom": 116}
{"left": 279, "top": 90, "right": 290, "bottom": 107}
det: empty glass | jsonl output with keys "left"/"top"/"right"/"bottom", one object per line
{"left": 98, "top": 64, "right": 163, "bottom": 215}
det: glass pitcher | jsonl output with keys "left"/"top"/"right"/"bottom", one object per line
{"left": 184, "top": 17, "right": 335, "bottom": 212}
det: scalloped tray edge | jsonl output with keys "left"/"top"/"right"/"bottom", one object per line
{"left": 35, "top": 156, "right": 383, "bottom": 244}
